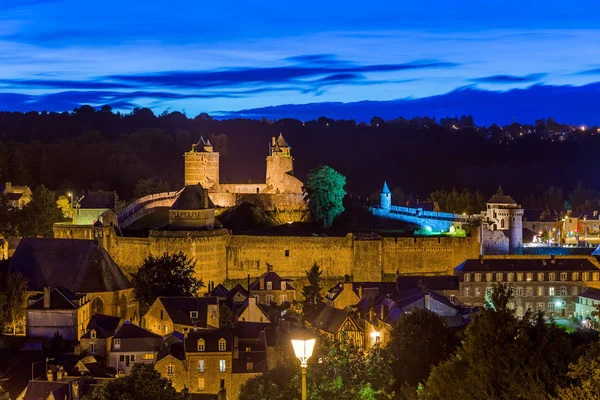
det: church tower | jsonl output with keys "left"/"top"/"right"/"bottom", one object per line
{"left": 184, "top": 137, "right": 220, "bottom": 189}
{"left": 265, "top": 133, "right": 302, "bottom": 193}
{"left": 380, "top": 181, "right": 391, "bottom": 211}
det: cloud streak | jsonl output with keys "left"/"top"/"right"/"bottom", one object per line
{"left": 470, "top": 73, "right": 546, "bottom": 84}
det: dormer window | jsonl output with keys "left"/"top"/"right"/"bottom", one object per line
{"left": 190, "top": 311, "right": 198, "bottom": 319}
{"left": 90, "top": 330, "right": 96, "bottom": 339}
{"left": 218, "top": 338, "right": 226, "bottom": 351}
{"left": 197, "top": 339, "right": 205, "bottom": 352}
{"left": 266, "top": 281, "right": 273, "bottom": 290}
{"left": 113, "top": 339, "right": 120, "bottom": 349}
{"left": 281, "top": 281, "right": 286, "bottom": 290}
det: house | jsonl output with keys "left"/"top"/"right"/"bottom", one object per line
{"left": 80, "top": 314, "right": 122, "bottom": 363}
{"left": 26, "top": 286, "right": 91, "bottom": 341}
{"left": 143, "top": 297, "right": 219, "bottom": 336}
{"left": 455, "top": 256, "right": 600, "bottom": 318}
{"left": 575, "top": 287, "right": 600, "bottom": 320}
{"left": 308, "top": 305, "right": 365, "bottom": 348}
{"left": 249, "top": 267, "right": 295, "bottom": 306}
{"left": 108, "top": 321, "right": 162, "bottom": 375}
{"left": 73, "top": 191, "right": 117, "bottom": 226}
{"left": 3, "top": 182, "right": 32, "bottom": 209}
{"left": 234, "top": 297, "right": 270, "bottom": 324}
{"left": 8, "top": 238, "right": 138, "bottom": 321}
{"left": 71, "top": 355, "right": 115, "bottom": 382}
{"left": 16, "top": 374, "right": 85, "bottom": 400}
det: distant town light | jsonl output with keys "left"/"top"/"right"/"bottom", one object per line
{"left": 581, "top": 125, "right": 586, "bottom": 131}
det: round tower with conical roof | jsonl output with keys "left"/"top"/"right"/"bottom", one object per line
{"left": 265, "top": 133, "right": 302, "bottom": 193}
{"left": 380, "top": 181, "right": 391, "bottom": 211}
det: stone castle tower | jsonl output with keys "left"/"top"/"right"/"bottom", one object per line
{"left": 184, "top": 137, "right": 219, "bottom": 189}
{"left": 380, "top": 181, "right": 391, "bottom": 211}
{"left": 265, "top": 133, "right": 302, "bottom": 193}
{"left": 483, "top": 194, "right": 523, "bottom": 255}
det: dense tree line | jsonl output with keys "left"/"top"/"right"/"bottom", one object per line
{"left": 1, "top": 107, "right": 600, "bottom": 202}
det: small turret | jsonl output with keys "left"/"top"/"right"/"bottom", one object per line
{"left": 270, "top": 133, "right": 290, "bottom": 156}
{"left": 380, "top": 181, "right": 391, "bottom": 211}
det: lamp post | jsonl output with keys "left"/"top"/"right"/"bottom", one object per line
{"left": 291, "top": 331, "right": 316, "bottom": 400}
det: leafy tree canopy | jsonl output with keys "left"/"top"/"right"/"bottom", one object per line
{"left": 302, "top": 263, "right": 323, "bottom": 316}
{"left": 18, "top": 185, "right": 63, "bottom": 237}
{"left": 303, "top": 165, "right": 346, "bottom": 229}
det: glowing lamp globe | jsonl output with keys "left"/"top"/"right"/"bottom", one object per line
{"left": 291, "top": 333, "right": 316, "bottom": 367}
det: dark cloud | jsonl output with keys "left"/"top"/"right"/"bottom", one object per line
{"left": 576, "top": 68, "right": 600, "bottom": 75}
{"left": 470, "top": 73, "right": 546, "bottom": 84}
{"left": 0, "top": 79, "right": 135, "bottom": 90}
{"left": 283, "top": 54, "right": 347, "bottom": 66}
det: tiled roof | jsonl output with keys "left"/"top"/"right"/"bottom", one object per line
{"left": 580, "top": 288, "right": 600, "bottom": 301}
{"left": 27, "top": 287, "right": 84, "bottom": 310}
{"left": 8, "top": 238, "right": 132, "bottom": 293}
{"left": 112, "top": 322, "right": 162, "bottom": 353}
{"left": 249, "top": 271, "right": 294, "bottom": 291}
{"left": 157, "top": 297, "right": 217, "bottom": 327}
{"left": 208, "top": 283, "right": 230, "bottom": 298}
{"left": 487, "top": 195, "right": 517, "bottom": 205}
{"left": 456, "top": 258, "right": 599, "bottom": 272}
{"left": 78, "top": 191, "right": 115, "bottom": 209}
{"left": 184, "top": 330, "right": 233, "bottom": 353}
{"left": 81, "top": 314, "right": 122, "bottom": 339}
{"left": 22, "top": 381, "right": 71, "bottom": 400}
{"left": 311, "top": 305, "right": 357, "bottom": 334}
{"left": 170, "top": 185, "right": 214, "bottom": 210}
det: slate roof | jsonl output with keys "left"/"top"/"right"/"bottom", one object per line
{"left": 193, "top": 136, "right": 213, "bottom": 152}
{"left": 276, "top": 133, "right": 290, "bottom": 149}
{"left": 158, "top": 333, "right": 185, "bottom": 362}
{"left": 225, "top": 284, "right": 249, "bottom": 304}
{"left": 487, "top": 195, "right": 517, "bottom": 205}
{"left": 580, "top": 288, "right": 600, "bottom": 301}
{"left": 112, "top": 322, "right": 162, "bottom": 352}
{"left": 311, "top": 305, "right": 359, "bottom": 334}
{"left": 184, "top": 330, "right": 233, "bottom": 353}
{"left": 78, "top": 191, "right": 115, "bottom": 209}
{"left": 8, "top": 238, "right": 132, "bottom": 293}
{"left": 396, "top": 276, "right": 459, "bottom": 291}
{"left": 249, "top": 271, "right": 295, "bottom": 291}
{"left": 22, "top": 381, "right": 71, "bottom": 400}
{"left": 381, "top": 181, "right": 391, "bottom": 195}
{"left": 156, "top": 297, "right": 218, "bottom": 327}
{"left": 455, "top": 258, "right": 600, "bottom": 272}
{"left": 81, "top": 314, "right": 122, "bottom": 339}
{"left": 208, "top": 283, "right": 230, "bottom": 298}
{"left": 170, "top": 185, "right": 214, "bottom": 210}
{"left": 27, "top": 286, "right": 84, "bottom": 310}
{"left": 6, "top": 193, "right": 23, "bottom": 201}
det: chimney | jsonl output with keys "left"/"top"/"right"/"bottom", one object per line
{"left": 380, "top": 304, "right": 389, "bottom": 320}
{"left": 56, "top": 366, "right": 64, "bottom": 381}
{"left": 4, "top": 182, "right": 10, "bottom": 192}
{"left": 344, "top": 274, "right": 350, "bottom": 283}
{"left": 259, "top": 275, "right": 265, "bottom": 290}
{"left": 46, "top": 369, "right": 54, "bottom": 382}
{"left": 271, "top": 137, "right": 276, "bottom": 146}
{"left": 267, "top": 264, "right": 273, "bottom": 272}
{"left": 424, "top": 293, "right": 431, "bottom": 310}
{"left": 479, "top": 255, "right": 484, "bottom": 264}
{"left": 43, "top": 286, "right": 51, "bottom": 309}
{"left": 369, "top": 308, "right": 376, "bottom": 322}
{"left": 357, "top": 285, "right": 363, "bottom": 299}
{"left": 203, "top": 188, "right": 209, "bottom": 209}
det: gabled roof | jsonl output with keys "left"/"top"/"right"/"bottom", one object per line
{"left": 114, "top": 321, "right": 161, "bottom": 340}
{"left": 170, "top": 185, "right": 214, "bottom": 210}
{"left": 27, "top": 286, "right": 84, "bottom": 310}
{"left": 112, "top": 322, "right": 162, "bottom": 353}
{"left": 276, "top": 133, "right": 290, "bottom": 149}
{"left": 580, "top": 288, "right": 600, "bottom": 301}
{"left": 455, "top": 258, "right": 600, "bottom": 272}
{"left": 155, "top": 297, "right": 217, "bottom": 328}
{"left": 487, "top": 195, "right": 517, "bottom": 205}
{"left": 82, "top": 314, "right": 122, "bottom": 339}
{"left": 381, "top": 181, "right": 391, "bottom": 195}
{"left": 158, "top": 333, "right": 185, "bottom": 362}
{"left": 311, "top": 305, "right": 361, "bottom": 334}
{"left": 9, "top": 238, "right": 132, "bottom": 293}
{"left": 249, "top": 271, "right": 295, "bottom": 291}
{"left": 226, "top": 284, "right": 249, "bottom": 304}
{"left": 6, "top": 193, "right": 24, "bottom": 201}
{"left": 78, "top": 191, "right": 115, "bottom": 209}
{"left": 22, "top": 381, "right": 71, "bottom": 400}
{"left": 184, "top": 329, "right": 233, "bottom": 353}
{"left": 208, "top": 283, "right": 230, "bottom": 298}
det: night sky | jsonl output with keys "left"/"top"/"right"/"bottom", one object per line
{"left": 2, "top": 1, "right": 600, "bottom": 123}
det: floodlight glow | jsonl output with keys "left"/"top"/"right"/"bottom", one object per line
{"left": 425, "top": 226, "right": 432, "bottom": 232}
{"left": 292, "top": 337, "right": 315, "bottom": 367}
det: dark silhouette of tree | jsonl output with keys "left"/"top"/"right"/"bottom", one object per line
{"left": 131, "top": 252, "right": 204, "bottom": 314}
{"left": 301, "top": 263, "right": 323, "bottom": 316}
{"left": 18, "top": 185, "right": 62, "bottom": 237}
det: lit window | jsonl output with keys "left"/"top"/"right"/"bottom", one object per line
{"left": 560, "top": 272, "right": 567, "bottom": 281}
{"left": 197, "top": 339, "right": 205, "bottom": 352}
{"left": 537, "top": 302, "right": 545, "bottom": 312}
{"left": 583, "top": 273, "right": 590, "bottom": 281}
{"left": 266, "top": 282, "right": 272, "bottom": 291}
{"left": 198, "top": 360, "right": 204, "bottom": 372}
{"left": 190, "top": 311, "right": 198, "bottom": 319}
{"left": 486, "top": 273, "right": 493, "bottom": 282}
{"left": 548, "top": 287, "right": 555, "bottom": 296}
{"left": 167, "top": 365, "right": 174, "bottom": 376}
{"left": 463, "top": 287, "right": 469, "bottom": 297}
{"left": 474, "top": 273, "right": 481, "bottom": 282}
{"left": 281, "top": 294, "right": 287, "bottom": 303}
{"left": 464, "top": 273, "right": 471, "bottom": 282}
{"left": 573, "top": 286, "right": 579, "bottom": 296}
{"left": 247, "top": 362, "right": 254, "bottom": 372}
{"left": 517, "top": 273, "right": 524, "bottom": 282}
{"left": 220, "top": 359, "right": 226, "bottom": 372}
{"left": 475, "top": 287, "right": 481, "bottom": 297}
{"left": 526, "top": 287, "right": 534, "bottom": 297}
{"left": 113, "top": 339, "right": 121, "bottom": 349}
{"left": 142, "top": 353, "right": 154, "bottom": 360}
{"left": 496, "top": 273, "right": 503, "bottom": 282}
{"left": 594, "top": 273, "right": 600, "bottom": 281}
{"left": 90, "top": 330, "right": 96, "bottom": 339}
{"left": 507, "top": 273, "right": 514, "bottom": 282}
{"left": 281, "top": 281, "right": 287, "bottom": 290}
{"left": 163, "top": 325, "right": 168, "bottom": 333}
{"left": 573, "top": 272, "right": 580, "bottom": 281}
{"left": 219, "top": 338, "right": 226, "bottom": 351}
{"left": 537, "top": 273, "right": 544, "bottom": 281}
{"left": 537, "top": 287, "right": 544, "bottom": 296}
{"left": 198, "top": 377, "right": 205, "bottom": 391}
{"left": 526, "top": 273, "right": 533, "bottom": 281}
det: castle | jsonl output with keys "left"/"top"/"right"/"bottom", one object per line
{"left": 374, "top": 181, "right": 524, "bottom": 255}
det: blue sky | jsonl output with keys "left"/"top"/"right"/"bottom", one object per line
{"left": 2, "top": 0, "right": 600, "bottom": 121}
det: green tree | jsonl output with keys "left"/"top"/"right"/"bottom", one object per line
{"left": 302, "top": 263, "right": 323, "bottom": 316}
{"left": 131, "top": 252, "right": 204, "bottom": 314}
{"left": 423, "top": 284, "right": 573, "bottom": 400}
{"left": 18, "top": 185, "right": 62, "bottom": 237}
{"left": 557, "top": 342, "right": 600, "bottom": 399}
{"left": 303, "top": 165, "right": 346, "bottom": 228}
{"left": 56, "top": 195, "right": 73, "bottom": 219}
{"left": 83, "top": 363, "right": 190, "bottom": 400}
{"left": 387, "top": 308, "right": 455, "bottom": 389}
{"left": 0, "top": 272, "right": 29, "bottom": 334}
{"left": 219, "top": 303, "right": 235, "bottom": 330}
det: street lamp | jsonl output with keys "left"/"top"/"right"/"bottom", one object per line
{"left": 291, "top": 331, "right": 316, "bottom": 400}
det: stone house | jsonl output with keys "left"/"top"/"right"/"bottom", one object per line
{"left": 26, "top": 286, "right": 92, "bottom": 341}
{"left": 2, "top": 182, "right": 32, "bottom": 209}
{"left": 183, "top": 330, "right": 233, "bottom": 396}
{"left": 143, "top": 297, "right": 219, "bottom": 336}
{"left": 108, "top": 321, "right": 162, "bottom": 375}
{"left": 249, "top": 267, "right": 295, "bottom": 306}
{"left": 80, "top": 314, "right": 122, "bottom": 364}
{"left": 455, "top": 257, "right": 600, "bottom": 318}
{"left": 73, "top": 191, "right": 116, "bottom": 225}
{"left": 8, "top": 238, "right": 138, "bottom": 322}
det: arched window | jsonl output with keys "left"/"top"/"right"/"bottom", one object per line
{"left": 501, "top": 219, "right": 505, "bottom": 229}
{"left": 92, "top": 297, "right": 104, "bottom": 315}
{"left": 119, "top": 293, "right": 128, "bottom": 320}
{"left": 218, "top": 338, "right": 226, "bottom": 351}
{"left": 197, "top": 339, "right": 205, "bottom": 351}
